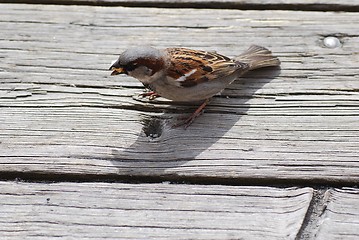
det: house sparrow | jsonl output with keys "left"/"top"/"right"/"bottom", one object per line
{"left": 110, "top": 45, "right": 280, "bottom": 128}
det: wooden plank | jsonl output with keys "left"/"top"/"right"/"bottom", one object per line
{"left": 0, "top": 0, "right": 358, "bottom": 12}
{"left": 315, "top": 188, "right": 359, "bottom": 240}
{"left": 0, "top": 4, "right": 358, "bottom": 183}
{"left": 0, "top": 181, "right": 313, "bottom": 239}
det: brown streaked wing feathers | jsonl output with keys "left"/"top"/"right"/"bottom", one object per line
{"left": 165, "top": 48, "right": 244, "bottom": 88}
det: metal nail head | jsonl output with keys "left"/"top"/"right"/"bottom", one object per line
{"left": 323, "top": 36, "right": 341, "bottom": 48}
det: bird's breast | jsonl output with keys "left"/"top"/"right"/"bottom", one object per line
{"left": 149, "top": 73, "right": 239, "bottom": 102}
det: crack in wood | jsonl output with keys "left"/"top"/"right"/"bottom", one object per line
{"left": 295, "top": 188, "right": 330, "bottom": 240}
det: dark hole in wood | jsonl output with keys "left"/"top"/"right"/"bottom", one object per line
{"left": 142, "top": 117, "right": 163, "bottom": 139}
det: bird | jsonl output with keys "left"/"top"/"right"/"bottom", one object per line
{"left": 109, "top": 45, "right": 280, "bottom": 128}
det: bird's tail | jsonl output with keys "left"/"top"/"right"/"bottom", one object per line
{"left": 235, "top": 45, "right": 280, "bottom": 71}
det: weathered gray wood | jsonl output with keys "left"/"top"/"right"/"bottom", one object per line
{"left": 0, "top": 4, "right": 358, "bottom": 183}
{"left": 0, "top": 0, "right": 358, "bottom": 12}
{"left": 315, "top": 188, "right": 359, "bottom": 240}
{"left": 0, "top": 181, "right": 313, "bottom": 239}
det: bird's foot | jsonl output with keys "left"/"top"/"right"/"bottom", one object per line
{"left": 173, "top": 99, "right": 210, "bottom": 129}
{"left": 139, "top": 91, "right": 160, "bottom": 100}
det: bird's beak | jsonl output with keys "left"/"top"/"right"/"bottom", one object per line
{"left": 109, "top": 59, "right": 126, "bottom": 75}
{"left": 110, "top": 67, "right": 126, "bottom": 76}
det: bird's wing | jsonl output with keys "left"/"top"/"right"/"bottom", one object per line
{"left": 165, "top": 48, "right": 248, "bottom": 87}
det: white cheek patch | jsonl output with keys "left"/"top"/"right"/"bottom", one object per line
{"left": 176, "top": 69, "right": 197, "bottom": 82}
{"left": 131, "top": 68, "right": 163, "bottom": 84}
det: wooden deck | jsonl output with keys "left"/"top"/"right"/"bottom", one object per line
{"left": 0, "top": 1, "right": 358, "bottom": 239}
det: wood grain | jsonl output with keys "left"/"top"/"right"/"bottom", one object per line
{"left": 316, "top": 188, "right": 359, "bottom": 240}
{"left": 0, "top": 4, "right": 358, "bottom": 184}
{"left": 1, "top": 0, "right": 358, "bottom": 12}
{"left": 0, "top": 181, "right": 313, "bottom": 239}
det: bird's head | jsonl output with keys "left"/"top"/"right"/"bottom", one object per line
{"left": 109, "top": 46, "right": 166, "bottom": 84}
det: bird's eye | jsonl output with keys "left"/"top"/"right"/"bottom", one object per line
{"left": 125, "top": 62, "right": 138, "bottom": 72}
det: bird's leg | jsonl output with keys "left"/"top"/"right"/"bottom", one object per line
{"left": 139, "top": 91, "right": 160, "bottom": 100}
{"left": 174, "top": 98, "right": 210, "bottom": 129}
